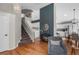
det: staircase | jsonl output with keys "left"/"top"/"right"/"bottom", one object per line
{"left": 19, "top": 26, "right": 32, "bottom": 46}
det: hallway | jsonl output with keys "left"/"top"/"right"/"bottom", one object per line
{"left": 0, "top": 26, "right": 48, "bottom": 55}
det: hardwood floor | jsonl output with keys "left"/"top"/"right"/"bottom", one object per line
{"left": 0, "top": 41, "right": 48, "bottom": 55}
{"left": 63, "top": 39, "right": 79, "bottom": 55}
{"left": 0, "top": 26, "right": 48, "bottom": 55}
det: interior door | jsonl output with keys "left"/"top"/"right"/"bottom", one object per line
{"left": 0, "top": 12, "right": 9, "bottom": 52}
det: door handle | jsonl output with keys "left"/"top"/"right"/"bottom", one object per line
{"left": 5, "top": 34, "right": 8, "bottom": 36}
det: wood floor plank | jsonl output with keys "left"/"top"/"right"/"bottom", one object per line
{"left": 0, "top": 41, "right": 48, "bottom": 55}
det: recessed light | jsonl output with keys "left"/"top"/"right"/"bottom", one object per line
{"left": 64, "top": 14, "right": 67, "bottom": 17}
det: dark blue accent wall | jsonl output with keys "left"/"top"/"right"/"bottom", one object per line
{"left": 40, "top": 3, "right": 54, "bottom": 36}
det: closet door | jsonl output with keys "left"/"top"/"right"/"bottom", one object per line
{"left": 0, "top": 12, "right": 9, "bottom": 51}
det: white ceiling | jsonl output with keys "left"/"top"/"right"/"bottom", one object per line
{"left": 21, "top": 3, "right": 50, "bottom": 10}
{"left": 56, "top": 3, "right": 79, "bottom": 23}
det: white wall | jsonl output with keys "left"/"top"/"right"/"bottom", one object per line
{"left": 0, "top": 3, "right": 21, "bottom": 50}
{"left": 31, "top": 10, "right": 40, "bottom": 20}
{"left": 33, "top": 22, "right": 40, "bottom": 38}
{"left": 0, "top": 4, "right": 14, "bottom": 13}
{"left": 54, "top": 4, "right": 56, "bottom": 36}
{"left": 13, "top": 4, "right": 21, "bottom": 47}
{"left": 31, "top": 10, "right": 40, "bottom": 39}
